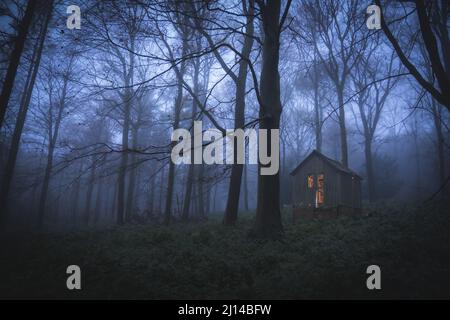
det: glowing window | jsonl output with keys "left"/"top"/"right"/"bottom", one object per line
{"left": 307, "top": 175, "right": 314, "bottom": 188}
{"left": 316, "top": 174, "right": 324, "bottom": 207}
{"left": 317, "top": 174, "right": 324, "bottom": 189}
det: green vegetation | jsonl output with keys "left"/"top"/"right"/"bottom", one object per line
{"left": 1, "top": 199, "right": 449, "bottom": 299}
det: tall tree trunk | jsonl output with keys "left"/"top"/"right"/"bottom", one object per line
{"left": 37, "top": 144, "right": 54, "bottom": 229}
{"left": 197, "top": 163, "right": 205, "bottom": 220}
{"left": 112, "top": 176, "right": 118, "bottom": 221}
{"left": 159, "top": 164, "right": 165, "bottom": 216}
{"left": 0, "top": 0, "right": 37, "bottom": 129}
{"left": 182, "top": 162, "right": 195, "bottom": 221}
{"left": 93, "top": 173, "right": 103, "bottom": 226}
{"left": 243, "top": 164, "right": 249, "bottom": 211}
{"left": 364, "top": 138, "right": 375, "bottom": 202}
{"left": 164, "top": 42, "right": 187, "bottom": 225}
{"left": 223, "top": 1, "right": 255, "bottom": 225}
{"left": 125, "top": 125, "right": 139, "bottom": 222}
{"left": 0, "top": 3, "right": 52, "bottom": 228}
{"left": 116, "top": 37, "right": 135, "bottom": 225}
{"left": 37, "top": 72, "right": 69, "bottom": 229}
{"left": 181, "top": 60, "right": 200, "bottom": 221}
{"left": 147, "top": 169, "right": 155, "bottom": 217}
{"left": 116, "top": 119, "right": 129, "bottom": 225}
{"left": 432, "top": 99, "right": 446, "bottom": 186}
{"left": 337, "top": 87, "right": 348, "bottom": 167}
{"left": 83, "top": 157, "right": 97, "bottom": 226}
{"left": 253, "top": 0, "right": 284, "bottom": 238}
{"left": 313, "top": 67, "right": 322, "bottom": 152}
{"left": 412, "top": 117, "right": 422, "bottom": 198}
{"left": 71, "top": 162, "right": 83, "bottom": 228}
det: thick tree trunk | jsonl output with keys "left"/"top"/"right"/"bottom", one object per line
{"left": 0, "top": 0, "right": 36, "bottom": 129}
{"left": 253, "top": 0, "right": 283, "bottom": 238}
{"left": 223, "top": 164, "right": 243, "bottom": 225}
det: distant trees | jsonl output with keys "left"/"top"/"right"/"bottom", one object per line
{"left": 300, "top": 0, "right": 367, "bottom": 167}
{"left": 37, "top": 54, "right": 77, "bottom": 228}
{"left": 352, "top": 39, "right": 399, "bottom": 202}
{"left": 0, "top": 0, "right": 447, "bottom": 236}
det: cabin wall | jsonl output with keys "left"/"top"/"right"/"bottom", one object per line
{"left": 338, "top": 173, "right": 362, "bottom": 208}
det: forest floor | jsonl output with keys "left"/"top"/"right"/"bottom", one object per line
{"left": 1, "top": 198, "right": 450, "bottom": 299}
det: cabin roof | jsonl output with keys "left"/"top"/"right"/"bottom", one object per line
{"left": 290, "top": 149, "right": 362, "bottom": 179}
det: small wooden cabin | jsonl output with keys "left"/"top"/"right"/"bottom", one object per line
{"left": 290, "top": 150, "right": 362, "bottom": 220}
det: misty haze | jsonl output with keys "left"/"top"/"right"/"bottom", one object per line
{"left": 0, "top": 0, "right": 449, "bottom": 300}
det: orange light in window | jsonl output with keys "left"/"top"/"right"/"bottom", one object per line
{"left": 316, "top": 174, "right": 324, "bottom": 207}
{"left": 307, "top": 175, "right": 314, "bottom": 188}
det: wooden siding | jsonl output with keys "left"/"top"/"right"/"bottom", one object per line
{"left": 292, "top": 153, "right": 362, "bottom": 209}
{"left": 292, "top": 154, "right": 339, "bottom": 207}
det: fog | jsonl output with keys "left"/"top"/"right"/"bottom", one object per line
{"left": 0, "top": 0, "right": 449, "bottom": 232}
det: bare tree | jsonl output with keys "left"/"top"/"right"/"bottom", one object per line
{"left": 0, "top": 0, "right": 36, "bottom": 129}
{"left": 0, "top": 1, "right": 53, "bottom": 227}
{"left": 301, "top": 0, "right": 366, "bottom": 167}
{"left": 352, "top": 45, "right": 399, "bottom": 202}
{"left": 376, "top": 0, "right": 450, "bottom": 111}
{"left": 37, "top": 54, "right": 76, "bottom": 228}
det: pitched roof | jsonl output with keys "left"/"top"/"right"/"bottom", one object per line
{"left": 290, "top": 149, "right": 362, "bottom": 179}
